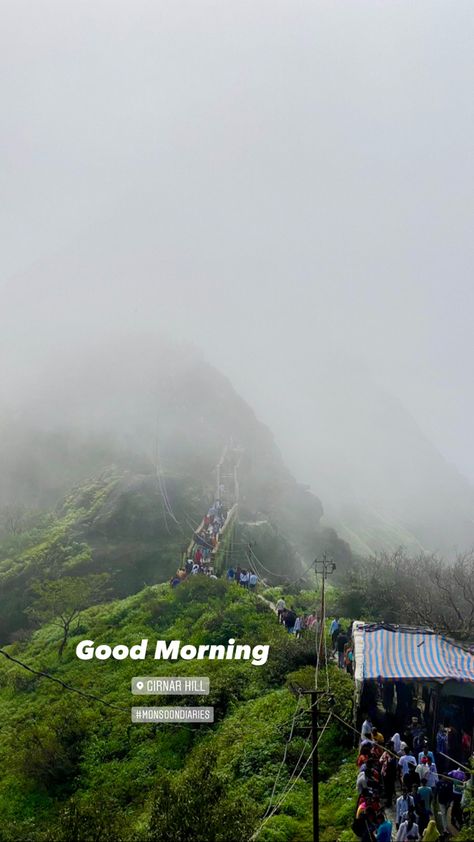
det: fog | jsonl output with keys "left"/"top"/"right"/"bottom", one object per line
{"left": 1, "top": 0, "right": 474, "bottom": 554}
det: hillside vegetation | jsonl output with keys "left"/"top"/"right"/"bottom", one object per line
{"left": 0, "top": 577, "right": 355, "bottom": 842}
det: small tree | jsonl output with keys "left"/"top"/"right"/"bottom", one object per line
{"left": 27, "top": 574, "right": 110, "bottom": 658}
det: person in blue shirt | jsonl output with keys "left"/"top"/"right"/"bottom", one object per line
{"left": 226, "top": 567, "right": 235, "bottom": 581}
{"left": 330, "top": 617, "right": 340, "bottom": 650}
{"left": 417, "top": 740, "right": 435, "bottom": 764}
{"left": 375, "top": 812, "right": 393, "bottom": 841}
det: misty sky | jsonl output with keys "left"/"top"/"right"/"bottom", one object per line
{"left": 1, "top": 0, "right": 474, "bottom": 487}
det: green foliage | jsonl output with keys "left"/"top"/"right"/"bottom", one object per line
{"left": 14, "top": 705, "right": 90, "bottom": 795}
{"left": 0, "top": 577, "right": 354, "bottom": 841}
{"left": 147, "top": 747, "right": 258, "bottom": 842}
{"left": 0, "top": 414, "right": 357, "bottom": 837}
{"left": 257, "top": 752, "right": 358, "bottom": 842}
{"left": 26, "top": 574, "right": 110, "bottom": 657}
{"left": 319, "top": 755, "right": 358, "bottom": 842}
{"left": 286, "top": 664, "right": 354, "bottom": 726}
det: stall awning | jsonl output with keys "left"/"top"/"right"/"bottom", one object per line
{"left": 353, "top": 622, "right": 474, "bottom": 684}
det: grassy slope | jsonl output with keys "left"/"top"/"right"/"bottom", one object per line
{"left": 0, "top": 578, "right": 356, "bottom": 842}
{"left": 0, "top": 467, "right": 207, "bottom": 643}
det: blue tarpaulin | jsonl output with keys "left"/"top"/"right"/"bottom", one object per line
{"left": 359, "top": 624, "right": 474, "bottom": 684}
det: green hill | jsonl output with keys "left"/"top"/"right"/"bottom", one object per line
{"left": 0, "top": 341, "right": 356, "bottom": 840}
{"left": 0, "top": 577, "right": 354, "bottom": 842}
{"left": 0, "top": 341, "right": 353, "bottom": 645}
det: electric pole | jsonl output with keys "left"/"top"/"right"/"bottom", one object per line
{"left": 311, "top": 690, "right": 320, "bottom": 842}
{"left": 307, "top": 555, "right": 336, "bottom": 842}
{"left": 314, "top": 555, "right": 336, "bottom": 666}
{"left": 289, "top": 556, "right": 336, "bottom": 842}
{"left": 298, "top": 688, "right": 335, "bottom": 842}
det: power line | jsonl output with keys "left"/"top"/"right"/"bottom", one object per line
{"left": 263, "top": 692, "right": 303, "bottom": 818}
{"left": 154, "top": 424, "right": 181, "bottom": 529}
{"left": 248, "top": 546, "right": 316, "bottom": 586}
{"left": 0, "top": 648, "right": 129, "bottom": 713}
{"left": 250, "top": 712, "right": 333, "bottom": 841}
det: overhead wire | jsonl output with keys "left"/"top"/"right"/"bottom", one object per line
{"left": 321, "top": 590, "right": 330, "bottom": 694}
{"left": 248, "top": 546, "right": 316, "bottom": 587}
{"left": 250, "top": 712, "right": 334, "bottom": 840}
{"left": 262, "top": 692, "right": 303, "bottom": 818}
{"left": 0, "top": 648, "right": 129, "bottom": 713}
{"left": 154, "top": 425, "right": 181, "bottom": 529}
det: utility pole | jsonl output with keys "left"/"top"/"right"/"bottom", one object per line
{"left": 314, "top": 555, "right": 336, "bottom": 666}
{"left": 298, "top": 688, "right": 335, "bottom": 842}
{"left": 302, "top": 556, "right": 336, "bottom": 842}
{"left": 311, "top": 690, "right": 319, "bottom": 842}
{"left": 288, "top": 556, "right": 336, "bottom": 842}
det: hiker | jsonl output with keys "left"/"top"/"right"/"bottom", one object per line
{"left": 306, "top": 612, "right": 317, "bottom": 629}
{"left": 448, "top": 766, "right": 466, "bottom": 829}
{"left": 357, "top": 758, "right": 379, "bottom": 792}
{"left": 345, "top": 644, "right": 354, "bottom": 676}
{"left": 424, "top": 761, "right": 438, "bottom": 790}
{"left": 360, "top": 715, "right": 374, "bottom": 743}
{"left": 336, "top": 629, "right": 348, "bottom": 668}
{"left": 276, "top": 597, "right": 286, "bottom": 623}
{"left": 407, "top": 717, "right": 426, "bottom": 754}
{"left": 380, "top": 741, "right": 397, "bottom": 806}
{"left": 374, "top": 812, "right": 392, "bottom": 842}
{"left": 391, "top": 732, "right": 406, "bottom": 756}
{"left": 398, "top": 747, "right": 417, "bottom": 785}
{"left": 403, "top": 761, "right": 420, "bottom": 791}
{"left": 416, "top": 781, "right": 433, "bottom": 814}
{"left": 415, "top": 756, "right": 431, "bottom": 784}
{"left": 249, "top": 572, "right": 258, "bottom": 589}
{"left": 373, "top": 728, "right": 385, "bottom": 746}
{"left": 436, "top": 777, "right": 453, "bottom": 835}
{"left": 357, "top": 745, "right": 372, "bottom": 767}
{"left": 226, "top": 566, "right": 235, "bottom": 581}
{"left": 396, "top": 814, "right": 420, "bottom": 840}
{"left": 330, "top": 617, "right": 340, "bottom": 650}
{"left": 352, "top": 802, "right": 376, "bottom": 840}
{"left": 284, "top": 609, "right": 297, "bottom": 633}
{"left": 413, "top": 790, "right": 431, "bottom": 836}
{"left": 396, "top": 789, "right": 415, "bottom": 828}
{"left": 194, "top": 547, "right": 203, "bottom": 564}
{"left": 293, "top": 616, "right": 302, "bottom": 638}
{"left": 357, "top": 767, "right": 370, "bottom": 795}
{"left": 420, "top": 817, "right": 440, "bottom": 840}
{"left": 435, "top": 725, "right": 448, "bottom": 773}
{"left": 240, "top": 569, "right": 250, "bottom": 588}
{"left": 418, "top": 740, "right": 435, "bottom": 765}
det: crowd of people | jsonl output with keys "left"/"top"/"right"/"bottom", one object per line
{"left": 352, "top": 713, "right": 471, "bottom": 840}
{"left": 275, "top": 597, "right": 321, "bottom": 638}
{"left": 169, "top": 500, "right": 261, "bottom": 589}
{"left": 169, "top": 529, "right": 473, "bottom": 842}
{"left": 226, "top": 566, "right": 259, "bottom": 588}
{"left": 169, "top": 500, "right": 228, "bottom": 586}
{"left": 324, "top": 617, "right": 473, "bottom": 840}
